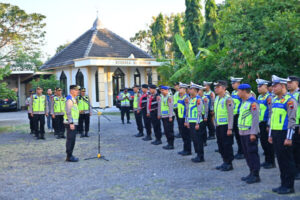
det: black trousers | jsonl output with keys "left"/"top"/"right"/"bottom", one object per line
{"left": 53, "top": 115, "right": 65, "bottom": 135}
{"left": 174, "top": 109, "right": 180, "bottom": 134}
{"left": 142, "top": 108, "right": 152, "bottom": 136}
{"left": 28, "top": 113, "right": 34, "bottom": 133}
{"left": 259, "top": 121, "right": 275, "bottom": 164}
{"left": 134, "top": 111, "right": 143, "bottom": 134}
{"left": 202, "top": 115, "right": 208, "bottom": 144}
{"left": 189, "top": 122, "right": 204, "bottom": 157}
{"left": 293, "top": 127, "right": 300, "bottom": 172}
{"left": 216, "top": 125, "right": 234, "bottom": 164}
{"left": 162, "top": 117, "right": 175, "bottom": 146}
{"left": 33, "top": 114, "right": 45, "bottom": 137}
{"left": 272, "top": 130, "right": 296, "bottom": 188}
{"left": 78, "top": 113, "right": 90, "bottom": 134}
{"left": 179, "top": 118, "right": 191, "bottom": 152}
{"left": 205, "top": 111, "right": 216, "bottom": 137}
{"left": 121, "top": 107, "right": 130, "bottom": 122}
{"left": 233, "top": 114, "right": 243, "bottom": 154}
{"left": 150, "top": 110, "right": 162, "bottom": 140}
{"left": 66, "top": 124, "right": 77, "bottom": 157}
{"left": 240, "top": 135, "right": 260, "bottom": 173}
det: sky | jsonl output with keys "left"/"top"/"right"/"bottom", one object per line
{"left": 3, "top": 0, "right": 224, "bottom": 60}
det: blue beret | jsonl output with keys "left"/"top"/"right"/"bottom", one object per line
{"left": 161, "top": 86, "right": 169, "bottom": 90}
{"left": 238, "top": 84, "right": 251, "bottom": 90}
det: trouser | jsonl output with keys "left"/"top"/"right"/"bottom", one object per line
{"left": 205, "top": 111, "right": 215, "bottom": 137}
{"left": 142, "top": 108, "right": 152, "bottom": 136}
{"left": 272, "top": 130, "right": 296, "bottom": 188}
{"left": 78, "top": 113, "right": 90, "bottom": 134}
{"left": 33, "top": 114, "right": 45, "bottom": 138}
{"left": 162, "top": 117, "right": 175, "bottom": 146}
{"left": 121, "top": 107, "right": 130, "bottom": 122}
{"left": 53, "top": 115, "right": 65, "bottom": 136}
{"left": 240, "top": 135, "right": 260, "bottom": 174}
{"left": 179, "top": 118, "right": 191, "bottom": 152}
{"left": 28, "top": 113, "right": 34, "bottom": 133}
{"left": 202, "top": 115, "right": 207, "bottom": 144}
{"left": 292, "top": 127, "right": 300, "bottom": 173}
{"left": 174, "top": 109, "right": 180, "bottom": 134}
{"left": 150, "top": 110, "right": 162, "bottom": 140}
{"left": 233, "top": 114, "right": 243, "bottom": 154}
{"left": 216, "top": 125, "right": 234, "bottom": 164}
{"left": 47, "top": 114, "right": 52, "bottom": 129}
{"left": 189, "top": 122, "right": 204, "bottom": 157}
{"left": 66, "top": 124, "right": 77, "bottom": 158}
{"left": 259, "top": 121, "right": 275, "bottom": 164}
{"left": 134, "top": 110, "right": 143, "bottom": 134}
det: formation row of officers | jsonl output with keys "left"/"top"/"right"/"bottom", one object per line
{"left": 120, "top": 75, "right": 300, "bottom": 195}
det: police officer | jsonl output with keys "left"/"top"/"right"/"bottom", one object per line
{"left": 198, "top": 85, "right": 209, "bottom": 146}
{"left": 29, "top": 87, "right": 49, "bottom": 139}
{"left": 77, "top": 88, "right": 92, "bottom": 137}
{"left": 119, "top": 88, "right": 131, "bottom": 124}
{"left": 25, "top": 89, "right": 34, "bottom": 134}
{"left": 203, "top": 81, "right": 216, "bottom": 140}
{"left": 237, "top": 84, "right": 260, "bottom": 184}
{"left": 185, "top": 82, "right": 205, "bottom": 162}
{"left": 230, "top": 77, "right": 245, "bottom": 160}
{"left": 46, "top": 88, "right": 54, "bottom": 133}
{"left": 214, "top": 80, "right": 234, "bottom": 171}
{"left": 158, "top": 86, "right": 175, "bottom": 150}
{"left": 177, "top": 83, "right": 191, "bottom": 155}
{"left": 51, "top": 88, "right": 66, "bottom": 139}
{"left": 269, "top": 75, "right": 297, "bottom": 194}
{"left": 147, "top": 84, "right": 162, "bottom": 145}
{"left": 287, "top": 76, "right": 300, "bottom": 180}
{"left": 173, "top": 82, "right": 181, "bottom": 138}
{"left": 133, "top": 85, "right": 144, "bottom": 137}
{"left": 139, "top": 84, "right": 152, "bottom": 141}
{"left": 256, "top": 79, "right": 275, "bottom": 169}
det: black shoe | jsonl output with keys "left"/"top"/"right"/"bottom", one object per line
{"left": 127, "top": 121, "right": 131, "bottom": 124}
{"left": 122, "top": 121, "right": 125, "bottom": 124}
{"left": 215, "top": 149, "right": 219, "bottom": 153}
{"left": 241, "top": 173, "right": 252, "bottom": 181}
{"left": 56, "top": 135, "right": 61, "bottom": 139}
{"left": 80, "top": 133, "right": 84, "bottom": 138}
{"left": 151, "top": 140, "right": 162, "bottom": 145}
{"left": 277, "top": 187, "right": 295, "bottom": 195}
{"left": 39, "top": 135, "right": 45, "bottom": 140}
{"left": 263, "top": 162, "right": 276, "bottom": 169}
{"left": 234, "top": 153, "right": 245, "bottom": 160}
{"left": 260, "top": 162, "right": 267, "bottom": 168}
{"left": 85, "top": 133, "right": 89, "bottom": 137}
{"left": 66, "top": 156, "right": 79, "bottom": 162}
{"left": 175, "top": 133, "right": 181, "bottom": 138}
{"left": 216, "top": 163, "right": 225, "bottom": 170}
{"left": 178, "top": 151, "right": 191, "bottom": 156}
{"left": 272, "top": 186, "right": 283, "bottom": 193}
{"left": 61, "top": 134, "right": 66, "bottom": 139}
{"left": 163, "top": 145, "right": 174, "bottom": 150}
{"left": 178, "top": 151, "right": 185, "bottom": 155}
{"left": 221, "top": 163, "right": 233, "bottom": 171}
{"left": 295, "top": 172, "right": 300, "bottom": 180}
{"left": 142, "top": 136, "right": 152, "bottom": 141}
{"left": 191, "top": 155, "right": 205, "bottom": 163}
{"left": 135, "top": 133, "right": 144, "bottom": 137}
{"left": 207, "top": 136, "right": 215, "bottom": 140}
{"left": 246, "top": 175, "right": 260, "bottom": 184}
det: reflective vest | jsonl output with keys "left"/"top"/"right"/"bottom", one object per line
{"left": 161, "top": 95, "right": 170, "bottom": 117}
{"left": 201, "top": 96, "right": 209, "bottom": 115}
{"left": 214, "top": 95, "right": 230, "bottom": 125}
{"left": 238, "top": 97, "right": 256, "bottom": 130}
{"left": 32, "top": 95, "right": 46, "bottom": 112}
{"left": 257, "top": 93, "right": 271, "bottom": 122}
{"left": 288, "top": 91, "right": 300, "bottom": 124}
{"left": 64, "top": 96, "right": 79, "bottom": 124}
{"left": 270, "top": 94, "right": 292, "bottom": 130}
{"left": 120, "top": 93, "right": 130, "bottom": 107}
{"left": 133, "top": 93, "right": 139, "bottom": 109}
{"left": 204, "top": 90, "right": 213, "bottom": 110}
{"left": 78, "top": 96, "right": 90, "bottom": 111}
{"left": 173, "top": 91, "right": 179, "bottom": 109}
{"left": 231, "top": 90, "right": 241, "bottom": 115}
{"left": 53, "top": 96, "right": 66, "bottom": 114}
{"left": 188, "top": 96, "right": 201, "bottom": 123}
{"left": 177, "top": 94, "right": 188, "bottom": 118}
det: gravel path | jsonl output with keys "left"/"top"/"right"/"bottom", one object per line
{"left": 0, "top": 111, "right": 299, "bottom": 200}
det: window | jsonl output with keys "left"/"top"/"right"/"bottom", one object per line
{"left": 134, "top": 68, "right": 141, "bottom": 86}
{"left": 95, "top": 70, "right": 99, "bottom": 102}
{"left": 112, "top": 68, "right": 125, "bottom": 105}
{"left": 76, "top": 69, "right": 84, "bottom": 88}
{"left": 146, "top": 68, "right": 152, "bottom": 84}
{"left": 60, "top": 71, "right": 67, "bottom": 95}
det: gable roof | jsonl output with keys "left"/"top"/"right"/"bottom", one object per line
{"left": 40, "top": 17, "right": 152, "bottom": 70}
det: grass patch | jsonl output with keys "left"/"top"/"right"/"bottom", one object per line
{"left": 0, "top": 124, "right": 29, "bottom": 134}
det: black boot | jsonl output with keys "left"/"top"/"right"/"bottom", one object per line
{"left": 85, "top": 132, "right": 89, "bottom": 137}
{"left": 40, "top": 134, "right": 45, "bottom": 140}
{"left": 221, "top": 163, "right": 233, "bottom": 171}
{"left": 191, "top": 155, "right": 205, "bottom": 163}
{"left": 66, "top": 155, "right": 79, "bottom": 162}
{"left": 163, "top": 144, "right": 174, "bottom": 150}
{"left": 127, "top": 121, "right": 131, "bottom": 124}
{"left": 241, "top": 173, "right": 252, "bottom": 181}
{"left": 80, "top": 133, "right": 84, "bottom": 138}
{"left": 142, "top": 135, "right": 152, "bottom": 141}
{"left": 122, "top": 120, "right": 125, "bottom": 124}
{"left": 263, "top": 162, "right": 276, "bottom": 169}
{"left": 135, "top": 133, "right": 144, "bottom": 137}
{"left": 246, "top": 171, "right": 260, "bottom": 184}
{"left": 151, "top": 139, "right": 162, "bottom": 145}
{"left": 216, "top": 163, "right": 226, "bottom": 170}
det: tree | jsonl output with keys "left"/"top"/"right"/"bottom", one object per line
{"left": 0, "top": 3, "right": 46, "bottom": 64}
{"left": 171, "top": 14, "right": 184, "bottom": 59}
{"left": 130, "top": 30, "right": 151, "bottom": 53}
{"left": 184, "top": 0, "right": 204, "bottom": 54}
{"left": 9, "top": 48, "right": 43, "bottom": 71}
{"left": 30, "top": 75, "right": 60, "bottom": 93}
{"left": 201, "top": 0, "right": 218, "bottom": 47}
{"left": 0, "top": 65, "right": 17, "bottom": 100}
{"left": 150, "top": 13, "right": 167, "bottom": 58}
{"left": 55, "top": 42, "right": 70, "bottom": 54}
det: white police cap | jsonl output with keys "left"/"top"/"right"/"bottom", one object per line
{"left": 230, "top": 76, "right": 243, "bottom": 83}
{"left": 256, "top": 79, "right": 269, "bottom": 86}
{"left": 190, "top": 82, "right": 201, "bottom": 89}
{"left": 179, "top": 82, "right": 189, "bottom": 88}
{"left": 203, "top": 81, "right": 212, "bottom": 85}
{"left": 272, "top": 75, "right": 288, "bottom": 85}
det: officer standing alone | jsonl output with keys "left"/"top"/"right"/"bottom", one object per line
{"left": 119, "top": 88, "right": 131, "bottom": 124}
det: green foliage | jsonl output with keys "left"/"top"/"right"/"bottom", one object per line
{"left": 0, "top": 65, "right": 17, "bottom": 100}
{"left": 171, "top": 14, "right": 184, "bottom": 59}
{"left": 55, "top": 42, "right": 70, "bottom": 54}
{"left": 201, "top": 0, "right": 218, "bottom": 47}
{"left": 30, "top": 75, "right": 60, "bottom": 94}
{"left": 150, "top": 13, "right": 167, "bottom": 58}
{"left": 130, "top": 30, "right": 151, "bottom": 53}
{"left": 9, "top": 48, "right": 43, "bottom": 71}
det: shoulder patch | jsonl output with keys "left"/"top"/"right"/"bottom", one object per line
{"left": 197, "top": 99, "right": 201, "bottom": 105}
{"left": 251, "top": 103, "right": 257, "bottom": 111}
{"left": 204, "top": 98, "right": 208, "bottom": 103}
{"left": 288, "top": 101, "right": 294, "bottom": 109}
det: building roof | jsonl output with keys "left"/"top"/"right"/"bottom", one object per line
{"left": 40, "top": 17, "right": 152, "bottom": 70}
